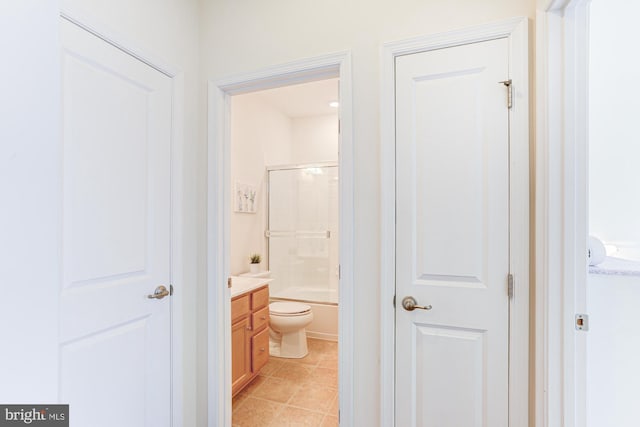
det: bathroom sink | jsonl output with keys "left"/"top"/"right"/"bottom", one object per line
{"left": 229, "top": 276, "right": 273, "bottom": 298}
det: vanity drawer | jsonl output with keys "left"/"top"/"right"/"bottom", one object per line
{"left": 231, "top": 294, "right": 250, "bottom": 322}
{"left": 252, "top": 306, "right": 269, "bottom": 331}
{"left": 251, "top": 286, "right": 269, "bottom": 310}
{"left": 251, "top": 327, "right": 270, "bottom": 372}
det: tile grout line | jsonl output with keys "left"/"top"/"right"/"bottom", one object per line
{"left": 233, "top": 338, "right": 339, "bottom": 426}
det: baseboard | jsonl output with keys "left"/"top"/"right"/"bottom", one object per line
{"left": 307, "top": 331, "right": 338, "bottom": 342}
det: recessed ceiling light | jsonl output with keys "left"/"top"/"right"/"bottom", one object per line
{"left": 329, "top": 101, "right": 339, "bottom": 108}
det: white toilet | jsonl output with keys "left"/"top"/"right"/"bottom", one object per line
{"left": 269, "top": 301, "right": 314, "bottom": 358}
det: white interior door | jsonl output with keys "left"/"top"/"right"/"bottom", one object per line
{"left": 395, "top": 38, "right": 511, "bottom": 426}
{"left": 59, "top": 18, "right": 172, "bottom": 427}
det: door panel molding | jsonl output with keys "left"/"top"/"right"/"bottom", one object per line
{"left": 380, "top": 17, "right": 529, "bottom": 426}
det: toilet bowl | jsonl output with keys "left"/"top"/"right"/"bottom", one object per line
{"left": 269, "top": 301, "right": 313, "bottom": 358}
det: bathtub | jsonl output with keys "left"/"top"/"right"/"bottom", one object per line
{"left": 270, "top": 286, "right": 338, "bottom": 341}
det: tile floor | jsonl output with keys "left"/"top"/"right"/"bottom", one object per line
{"left": 232, "top": 338, "right": 338, "bottom": 427}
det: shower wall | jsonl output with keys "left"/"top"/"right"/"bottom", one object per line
{"left": 267, "top": 165, "right": 339, "bottom": 304}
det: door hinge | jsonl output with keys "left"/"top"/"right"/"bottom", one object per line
{"left": 338, "top": 264, "right": 341, "bottom": 279}
{"left": 393, "top": 294, "right": 396, "bottom": 308}
{"left": 170, "top": 284, "right": 174, "bottom": 296}
{"left": 575, "top": 314, "right": 589, "bottom": 331}
{"left": 508, "top": 274, "right": 514, "bottom": 298}
{"left": 499, "top": 79, "right": 513, "bottom": 109}
{"left": 227, "top": 277, "right": 232, "bottom": 288}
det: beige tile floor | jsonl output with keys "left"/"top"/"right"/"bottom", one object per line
{"left": 232, "top": 338, "right": 338, "bottom": 427}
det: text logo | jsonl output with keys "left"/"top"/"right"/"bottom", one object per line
{"left": 0, "top": 405, "right": 68, "bottom": 427}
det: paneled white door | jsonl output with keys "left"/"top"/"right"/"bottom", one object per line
{"left": 395, "top": 38, "right": 510, "bottom": 427}
{"left": 59, "top": 18, "right": 172, "bottom": 427}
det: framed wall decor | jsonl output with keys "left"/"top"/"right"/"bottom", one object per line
{"left": 234, "top": 182, "right": 257, "bottom": 213}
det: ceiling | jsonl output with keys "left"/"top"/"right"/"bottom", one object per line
{"left": 252, "top": 78, "right": 339, "bottom": 118}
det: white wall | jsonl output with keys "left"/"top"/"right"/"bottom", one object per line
{"left": 230, "top": 93, "right": 292, "bottom": 275}
{"left": 291, "top": 114, "right": 339, "bottom": 164}
{"left": 587, "top": 273, "right": 640, "bottom": 427}
{"left": 589, "top": 0, "right": 640, "bottom": 260}
{"left": 200, "top": 0, "right": 534, "bottom": 424}
{"left": 587, "top": 4, "right": 640, "bottom": 426}
{"left": 0, "top": 0, "right": 61, "bottom": 403}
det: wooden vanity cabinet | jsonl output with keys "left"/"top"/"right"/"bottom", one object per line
{"left": 231, "top": 285, "right": 269, "bottom": 396}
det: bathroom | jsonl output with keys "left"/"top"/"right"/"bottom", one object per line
{"left": 228, "top": 78, "right": 340, "bottom": 426}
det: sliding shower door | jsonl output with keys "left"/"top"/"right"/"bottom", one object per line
{"left": 267, "top": 165, "right": 339, "bottom": 304}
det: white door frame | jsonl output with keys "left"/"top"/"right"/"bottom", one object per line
{"left": 206, "top": 52, "right": 354, "bottom": 427}
{"left": 380, "top": 17, "right": 530, "bottom": 426}
{"left": 58, "top": 10, "right": 185, "bottom": 426}
{"left": 535, "top": 1, "right": 590, "bottom": 426}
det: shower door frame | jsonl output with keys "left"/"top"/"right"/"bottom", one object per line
{"left": 206, "top": 53, "right": 354, "bottom": 427}
{"left": 265, "top": 161, "right": 340, "bottom": 305}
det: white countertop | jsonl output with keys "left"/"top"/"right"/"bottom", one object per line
{"left": 589, "top": 256, "right": 640, "bottom": 277}
{"left": 229, "top": 276, "right": 273, "bottom": 298}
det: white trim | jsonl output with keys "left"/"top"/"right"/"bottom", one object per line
{"left": 59, "top": 12, "right": 178, "bottom": 78}
{"left": 207, "top": 81, "right": 228, "bottom": 427}
{"left": 535, "top": 1, "right": 590, "bottom": 426}
{"left": 206, "top": 52, "right": 354, "bottom": 427}
{"left": 380, "top": 17, "right": 530, "bottom": 426}
{"left": 169, "top": 70, "right": 186, "bottom": 427}
{"left": 265, "top": 161, "right": 338, "bottom": 172}
{"left": 212, "top": 52, "right": 349, "bottom": 95}
{"left": 306, "top": 331, "right": 339, "bottom": 342}
{"left": 505, "top": 18, "right": 531, "bottom": 427}
{"left": 379, "top": 36, "right": 397, "bottom": 427}
{"left": 382, "top": 16, "right": 528, "bottom": 58}
{"left": 57, "top": 10, "right": 185, "bottom": 427}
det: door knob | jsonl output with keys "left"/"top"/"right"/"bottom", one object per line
{"left": 147, "top": 285, "right": 170, "bottom": 300}
{"left": 402, "top": 296, "right": 432, "bottom": 311}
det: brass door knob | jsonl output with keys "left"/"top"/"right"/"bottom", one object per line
{"left": 402, "top": 296, "right": 432, "bottom": 311}
{"left": 147, "top": 285, "right": 170, "bottom": 300}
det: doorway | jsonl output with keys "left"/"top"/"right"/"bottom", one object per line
{"left": 583, "top": 2, "right": 640, "bottom": 425}
{"left": 206, "top": 54, "right": 354, "bottom": 426}
{"left": 535, "top": 1, "right": 640, "bottom": 425}
{"left": 230, "top": 80, "right": 339, "bottom": 426}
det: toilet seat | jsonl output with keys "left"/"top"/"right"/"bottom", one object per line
{"left": 269, "top": 301, "right": 311, "bottom": 316}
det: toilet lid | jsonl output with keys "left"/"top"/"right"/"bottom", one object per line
{"left": 269, "top": 301, "right": 311, "bottom": 315}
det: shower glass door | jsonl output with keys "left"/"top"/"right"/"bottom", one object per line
{"left": 267, "top": 165, "right": 339, "bottom": 304}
